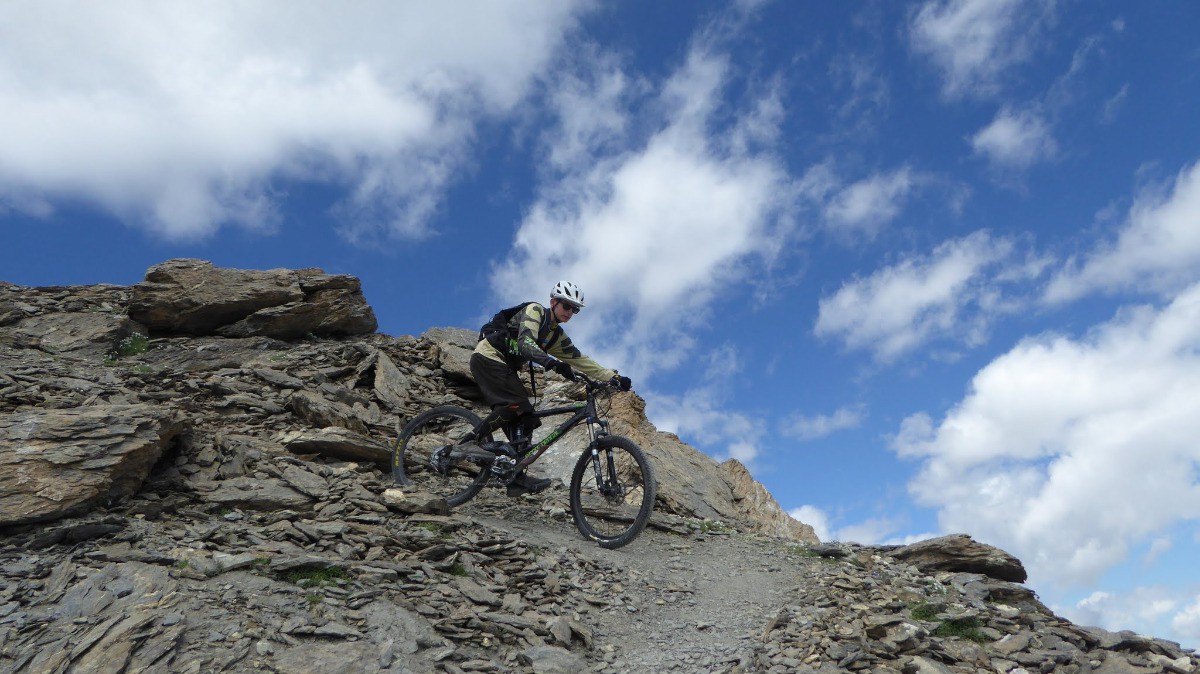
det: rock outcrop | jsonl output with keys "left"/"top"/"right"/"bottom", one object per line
{"left": 1, "top": 261, "right": 1195, "bottom": 674}
{"left": 0, "top": 404, "right": 185, "bottom": 526}
{"left": 128, "top": 258, "right": 377, "bottom": 338}
{"left": 0, "top": 282, "right": 140, "bottom": 358}
{"left": 888, "top": 533, "right": 1028, "bottom": 584}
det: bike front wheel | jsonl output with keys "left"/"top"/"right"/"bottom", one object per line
{"left": 570, "top": 435, "right": 656, "bottom": 549}
{"left": 392, "top": 405, "right": 493, "bottom": 508}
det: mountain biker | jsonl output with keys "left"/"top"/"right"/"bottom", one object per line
{"left": 471, "top": 281, "right": 632, "bottom": 496}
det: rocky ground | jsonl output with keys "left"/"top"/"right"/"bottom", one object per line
{"left": 5, "top": 481, "right": 1199, "bottom": 673}
{"left": 3, "top": 261, "right": 1199, "bottom": 673}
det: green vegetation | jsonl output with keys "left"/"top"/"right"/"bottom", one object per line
{"left": 692, "top": 519, "right": 736, "bottom": 535}
{"left": 449, "top": 563, "right": 468, "bottom": 577}
{"left": 285, "top": 566, "right": 349, "bottom": 587}
{"left": 787, "top": 544, "right": 844, "bottom": 564}
{"left": 417, "top": 522, "right": 448, "bottom": 538}
{"left": 104, "top": 332, "right": 150, "bottom": 364}
{"left": 910, "top": 603, "right": 940, "bottom": 621}
{"left": 933, "top": 617, "right": 991, "bottom": 643}
{"left": 909, "top": 603, "right": 992, "bottom": 643}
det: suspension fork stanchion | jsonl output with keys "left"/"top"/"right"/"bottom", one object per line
{"left": 589, "top": 444, "right": 607, "bottom": 490}
{"left": 604, "top": 447, "right": 618, "bottom": 484}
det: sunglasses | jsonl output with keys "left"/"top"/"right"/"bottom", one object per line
{"left": 558, "top": 301, "right": 581, "bottom": 315}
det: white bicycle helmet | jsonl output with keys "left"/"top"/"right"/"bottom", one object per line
{"left": 550, "top": 281, "right": 585, "bottom": 308}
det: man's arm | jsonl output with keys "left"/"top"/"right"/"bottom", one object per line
{"left": 546, "top": 332, "right": 616, "bottom": 380}
{"left": 514, "top": 303, "right": 557, "bottom": 367}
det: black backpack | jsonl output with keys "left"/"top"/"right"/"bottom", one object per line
{"left": 478, "top": 301, "right": 555, "bottom": 396}
{"left": 478, "top": 301, "right": 536, "bottom": 346}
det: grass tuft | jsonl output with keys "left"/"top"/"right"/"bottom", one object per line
{"left": 285, "top": 566, "right": 349, "bottom": 587}
{"left": 910, "top": 603, "right": 940, "bottom": 621}
{"left": 105, "top": 333, "right": 150, "bottom": 363}
{"left": 933, "top": 617, "right": 991, "bottom": 643}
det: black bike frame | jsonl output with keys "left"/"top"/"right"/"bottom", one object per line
{"left": 514, "top": 389, "right": 605, "bottom": 470}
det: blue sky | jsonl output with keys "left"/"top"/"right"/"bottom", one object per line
{"left": 3, "top": 0, "right": 1199, "bottom": 647}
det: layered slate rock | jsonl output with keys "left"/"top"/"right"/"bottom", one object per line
{"left": 888, "top": 533, "right": 1029, "bottom": 583}
{"left": 422, "top": 326, "right": 477, "bottom": 383}
{"left": 721, "top": 458, "right": 820, "bottom": 543}
{"left": 0, "top": 404, "right": 185, "bottom": 526}
{"left": 128, "top": 258, "right": 377, "bottom": 339}
{"left": 0, "top": 282, "right": 142, "bottom": 357}
{"left": 753, "top": 544, "right": 1195, "bottom": 674}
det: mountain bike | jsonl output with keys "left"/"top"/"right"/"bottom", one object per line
{"left": 391, "top": 373, "right": 656, "bottom": 549}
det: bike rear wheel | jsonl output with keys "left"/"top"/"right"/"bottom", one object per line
{"left": 392, "top": 405, "right": 493, "bottom": 508}
{"left": 569, "top": 435, "right": 656, "bottom": 549}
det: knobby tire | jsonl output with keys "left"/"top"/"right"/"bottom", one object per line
{"left": 569, "top": 435, "right": 656, "bottom": 549}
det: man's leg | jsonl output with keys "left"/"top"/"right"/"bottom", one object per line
{"left": 469, "top": 354, "right": 533, "bottom": 443}
{"left": 469, "top": 354, "right": 551, "bottom": 495}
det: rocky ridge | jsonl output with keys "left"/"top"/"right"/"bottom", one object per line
{"left": 1, "top": 260, "right": 1196, "bottom": 673}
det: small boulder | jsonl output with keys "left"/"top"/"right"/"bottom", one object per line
{"left": 888, "top": 534, "right": 1028, "bottom": 583}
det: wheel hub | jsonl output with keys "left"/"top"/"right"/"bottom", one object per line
{"left": 429, "top": 446, "right": 450, "bottom": 475}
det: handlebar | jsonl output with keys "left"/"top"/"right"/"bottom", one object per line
{"left": 574, "top": 370, "right": 617, "bottom": 390}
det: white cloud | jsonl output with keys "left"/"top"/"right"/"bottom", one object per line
{"left": 894, "top": 282, "right": 1200, "bottom": 587}
{"left": 1068, "top": 588, "right": 1183, "bottom": 637}
{"left": 644, "top": 385, "right": 763, "bottom": 467}
{"left": 727, "top": 441, "right": 760, "bottom": 465}
{"left": 814, "top": 231, "right": 1023, "bottom": 362}
{"left": 909, "top": 0, "right": 1049, "bottom": 98}
{"left": 827, "top": 50, "right": 890, "bottom": 134}
{"left": 491, "top": 43, "right": 796, "bottom": 380}
{"left": 824, "top": 167, "right": 920, "bottom": 240}
{"left": 797, "top": 161, "right": 840, "bottom": 203}
{"left": 1100, "top": 84, "right": 1130, "bottom": 125}
{"left": 1174, "top": 595, "right": 1200, "bottom": 642}
{"left": 836, "top": 518, "right": 901, "bottom": 546}
{"left": 970, "top": 107, "right": 1057, "bottom": 169}
{"left": 641, "top": 343, "right": 765, "bottom": 467}
{"left": 0, "top": 1, "right": 591, "bottom": 239}
{"left": 789, "top": 505, "right": 831, "bottom": 543}
{"left": 786, "top": 505, "right": 909, "bottom": 546}
{"left": 1045, "top": 161, "right": 1200, "bottom": 303}
{"left": 783, "top": 405, "right": 866, "bottom": 441}
{"left": 1143, "top": 537, "right": 1173, "bottom": 566}
{"left": 543, "top": 49, "right": 639, "bottom": 172}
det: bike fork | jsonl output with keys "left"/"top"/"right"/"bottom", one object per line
{"left": 588, "top": 447, "right": 605, "bottom": 487}
{"left": 589, "top": 445, "right": 618, "bottom": 496}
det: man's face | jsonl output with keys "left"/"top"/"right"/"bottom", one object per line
{"left": 553, "top": 299, "right": 580, "bottom": 322}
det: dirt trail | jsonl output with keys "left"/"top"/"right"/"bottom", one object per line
{"left": 467, "top": 489, "right": 809, "bottom": 672}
